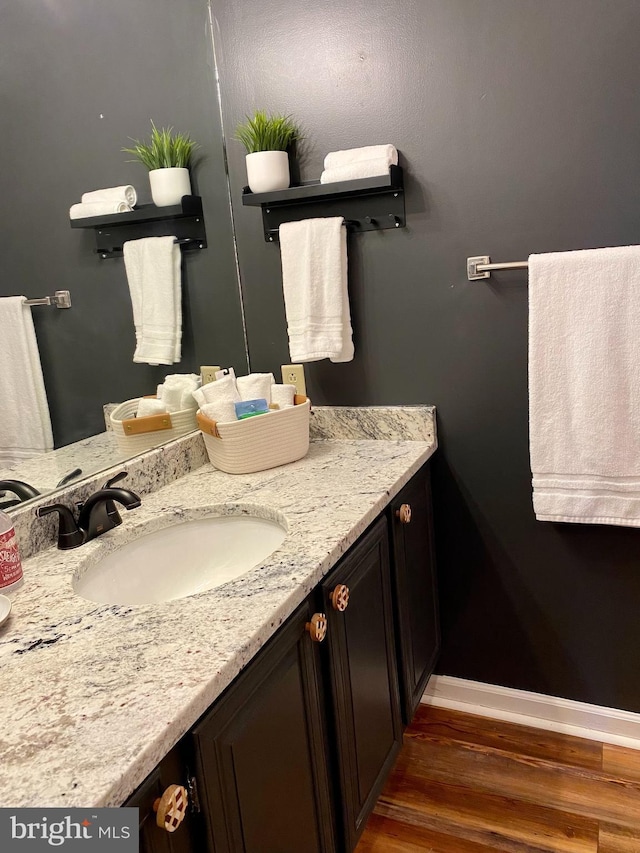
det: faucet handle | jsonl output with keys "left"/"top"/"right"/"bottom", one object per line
{"left": 101, "top": 471, "right": 129, "bottom": 527}
{"left": 35, "top": 504, "right": 85, "bottom": 550}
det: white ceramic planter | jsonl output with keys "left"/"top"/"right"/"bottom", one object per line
{"left": 149, "top": 167, "right": 191, "bottom": 207}
{"left": 245, "top": 151, "right": 290, "bottom": 193}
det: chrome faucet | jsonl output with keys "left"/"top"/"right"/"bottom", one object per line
{"left": 35, "top": 472, "right": 141, "bottom": 549}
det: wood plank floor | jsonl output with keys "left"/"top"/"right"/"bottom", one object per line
{"left": 355, "top": 705, "right": 640, "bottom": 853}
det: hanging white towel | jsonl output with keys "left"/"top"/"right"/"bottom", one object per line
{"left": 123, "top": 236, "right": 182, "bottom": 365}
{"left": 279, "top": 217, "right": 354, "bottom": 363}
{"left": 529, "top": 245, "right": 640, "bottom": 526}
{"left": 0, "top": 297, "right": 53, "bottom": 466}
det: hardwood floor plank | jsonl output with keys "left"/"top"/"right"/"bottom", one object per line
{"left": 602, "top": 745, "right": 640, "bottom": 782}
{"left": 357, "top": 812, "right": 514, "bottom": 853}
{"left": 413, "top": 705, "right": 602, "bottom": 772}
{"left": 598, "top": 823, "right": 640, "bottom": 853}
{"left": 372, "top": 778, "right": 598, "bottom": 853}
{"left": 395, "top": 736, "right": 640, "bottom": 828}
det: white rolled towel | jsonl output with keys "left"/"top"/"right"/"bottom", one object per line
{"left": 200, "top": 400, "right": 237, "bottom": 424}
{"left": 193, "top": 374, "right": 240, "bottom": 409}
{"left": 70, "top": 201, "right": 132, "bottom": 219}
{"left": 157, "top": 373, "right": 201, "bottom": 411}
{"left": 82, "top": 185, "right": 137, "bottom": 206}
{"left": 323, "top": 145, "right": 398, "bottom": 171}
{"left": 320, "top": 158, "right": 393, "bottom": 184}
{"left": 136, "top": 398, "right": 168, "bottom": 417}
{"left": 270, "top": 383, "right": 296, "bottom": 408}
{"left": 237, "top": 373, "right": 275, "bottom": 403}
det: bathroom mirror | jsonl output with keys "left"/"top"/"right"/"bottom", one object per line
{"left": 0, "top": 1, "right": 249, "bottom": 511}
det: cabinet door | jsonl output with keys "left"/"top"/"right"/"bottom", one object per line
{"left": 192, "top": 598, "right": 336, "bottom": 853}
{"left": 124, "top": 745, "right": 201, "bottom": 853}
{"left": 320, "top": 516, "right": 402, "bottom": 851}
{"left": 390, "top": 463, "right": 440, "bottom": 724}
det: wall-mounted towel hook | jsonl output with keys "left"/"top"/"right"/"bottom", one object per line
{"left": 388, "top": 214, "right": 401, "bottom": 227}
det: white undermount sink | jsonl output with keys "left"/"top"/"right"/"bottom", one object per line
{"left": 72, "top": 511, "right": 287, "bottom": 605}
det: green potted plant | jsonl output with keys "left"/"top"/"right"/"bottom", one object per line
{"left": 235, "top": 110, "right": 300, "bottom": 193}
{"left": 123, "top": 122, "right": 199, "bottom": 207}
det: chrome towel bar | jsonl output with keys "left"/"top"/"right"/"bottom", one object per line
{"left": 25, "top": 290, "right": 72, "bottom": 309}
{"left": 467, "top": 256, "right": 528, "bottom": 281}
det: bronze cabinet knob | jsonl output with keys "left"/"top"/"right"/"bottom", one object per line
{"left": 330, "top": 584, "right": 350, "bottom": 611}
{"left": 396, "top": 503, "right": 412, "bottom": 524}
{"left": 305, "top": 613, "right": 328, "bottom": 643}
{"left": 153, "top": 784, "right": 188, "bottom": 832}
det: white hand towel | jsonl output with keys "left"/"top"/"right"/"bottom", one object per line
{"left": 270, "top": 383, "right": 296, "bottom": 408}
{"left": 193, "top": 375, "right": 240, "bottom": 409}
{"left": 123, "top": 236, "right": 182, "bottom": 365}
{"left": 136, "top": 398, "right": 168, "bottom": 417}
{"left": 200, "top": 400, "right": 238, "bottom": 424}
{"left": 320, "top": 157, "right": 394, "bottom": 184}
{"left": 323, "top": 145, "right": 398, "bottom": 171}
{"left": 157, "top": 373, "right": 201, "bottom": 412}
{"left": 529, "top": 245, "right": 640, "bottom": 526}
{"left": 69, "top": 201, "right": 132, "bottom": 219}
{"left": 0, "top": 297, "right": 53, "bottom": 466}
{"left": 81, "top": 185, "right": 137, "bottom": 207}
{"left": 279, "top": 217, "right": 354, "bottom": 363}
{"left": 237, "top": 373, "right": 275, "bottom": 403}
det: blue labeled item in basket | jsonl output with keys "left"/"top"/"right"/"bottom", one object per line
{"left": 235, "top": 398, "right": 270, "bottom": 420}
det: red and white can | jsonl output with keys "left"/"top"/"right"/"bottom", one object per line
{"left": 0, "top": 512, "right": 24, "bottom": 592}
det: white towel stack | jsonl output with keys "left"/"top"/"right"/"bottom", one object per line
{"left": 237, "top": 373, "right": 275, "bottom": 403}
{"left": 69, "top": 185, "right": 137, "bottom": 219}
{"left": 193, "top": 375, "right": 241, "bottom": 424}
{"left": 320, "top": 144, "right": 398, "bottom": 184}
{"left": 0, "top": 297, "right": 53, "bottom": 466}
{"left": 529, "top": 245, "right": 640, "bottom": 527}
{"left": 279, "top": 217, "right": 354, "bottom": 363}
{"left": 123, "top": 236, "right": 182, "bottom": 365}
{"left": 271, "top": 383, "right": 296, "bottom": 409}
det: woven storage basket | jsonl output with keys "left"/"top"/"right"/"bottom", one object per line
{"left": 197, "top": 396, "right": 310, "bottom": 474}
{"left": 110, "top": 398, "right": 199, "bottom": 455}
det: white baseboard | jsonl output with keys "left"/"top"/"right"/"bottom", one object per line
{"left": 422, "top": 675, "right": 640, "bottom": 750}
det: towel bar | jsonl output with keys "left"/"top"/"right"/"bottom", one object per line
{"left": 467, "top": 256, "right": 528, "bottom": 281}
{"left": 25, "top": 291, "right": 72, "bottom": 309}
{"left": 97, "top": 237, "right": 204, "bottom": 259}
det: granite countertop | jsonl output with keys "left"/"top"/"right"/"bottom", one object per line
{"left": 0, "top": 407, "right": 435, "bottom": 809}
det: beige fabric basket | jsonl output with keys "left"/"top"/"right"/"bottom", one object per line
{"left": 197, "top": 396, "right": 311, "bottom": 474}
{"left": 110, "top": 397, "right": 198, "bottom": 455}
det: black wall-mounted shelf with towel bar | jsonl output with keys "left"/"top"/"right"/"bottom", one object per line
{"left": 242, "top": 166, "right": 406, "bottom": 242}
{"left": 70, "top": 195, "right": 207, "bottom": 259}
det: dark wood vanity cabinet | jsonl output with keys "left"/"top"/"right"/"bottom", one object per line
{"left": 126, "top": 462, "right": 438, "bottom": 853}
{"left": 388, "top": 463, "right": 440, "bottom": 724}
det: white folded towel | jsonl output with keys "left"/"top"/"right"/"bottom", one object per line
{"left": 0, "top": 297, "right": 53, "bottom": 466}
{"left": 123, "top": 236, "right": 182, "bottom": 365}
{"left": 200, "top": 400, "right": 238, "bottom": 424}
{"left": 237, "top": 373, "right": 275, "bottom": 403}
{"left": 279, "top": 217, "right": 354, "bottom": 363}
{"left": 193, "top": 375, "right": 241, "bottom": 409}
{"left": 323, "top": 145, "right": 398, "bottom": 171}
{"left": 157, "top": 373, "right": 201, "bottom": 412}
{"left": 320, "top": 157, "right": 395, "bottom": 184}
{"left": 69, "top": 201, "right": 132, "bottom": 219}
{"left": 529, "top": 245, "right": 640, "bottom": 526}
{"left": 81, "top": 185, "right": 137, "bottom": 207}
{"left": 136, "top": 398, "right": 168, "bottom": 417}
{"left": 271, "top": 383, "right": 296, "bottom": 408}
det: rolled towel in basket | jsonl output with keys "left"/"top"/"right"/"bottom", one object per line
{"left": 200, "top": 400, "right": 237, "bottom": 424}
{"left": 136, "top": 398, "right": 168, "bottom": 417}
{"left": 270, "top": 383, "right": 296, "bottom": 409}
{"left": 81, "top": 185, "right": 137, "bottom": 206}
{"left": 193, "top": 374, "right": 240, "bottom": 409}
{"left": 237, "top": 373, "right": 275, "bottom": 403}
{"left": 323, "top": 144, "right": 398, "bottom": 171}
{"left": 70, "top": 201, "right": 132, "bottom": 219}
{"left": 158, "top": 373, "right": 201, "bottom": 412}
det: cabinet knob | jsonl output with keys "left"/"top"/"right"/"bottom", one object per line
{"left": 330, "top": 584, "right": 350, "bottom": 612}
{"left": 153, "top": 784, "right": 188, "bottom": 832}
{"left": 396, "top": 503, "right": 412, "bottom": 524}
{"left": 305, "top": 613, "right": 327, "bottom": 643}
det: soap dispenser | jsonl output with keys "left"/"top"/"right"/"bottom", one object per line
{"left": 0, "top": 510, "right": 24, "bottom": 592}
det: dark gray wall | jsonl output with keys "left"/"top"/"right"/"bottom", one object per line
{"left": 1, "top": 0, "right": 247, "bottom": 447}
{"left": 211, "top": 0, "right": 640, "bottom": 711}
